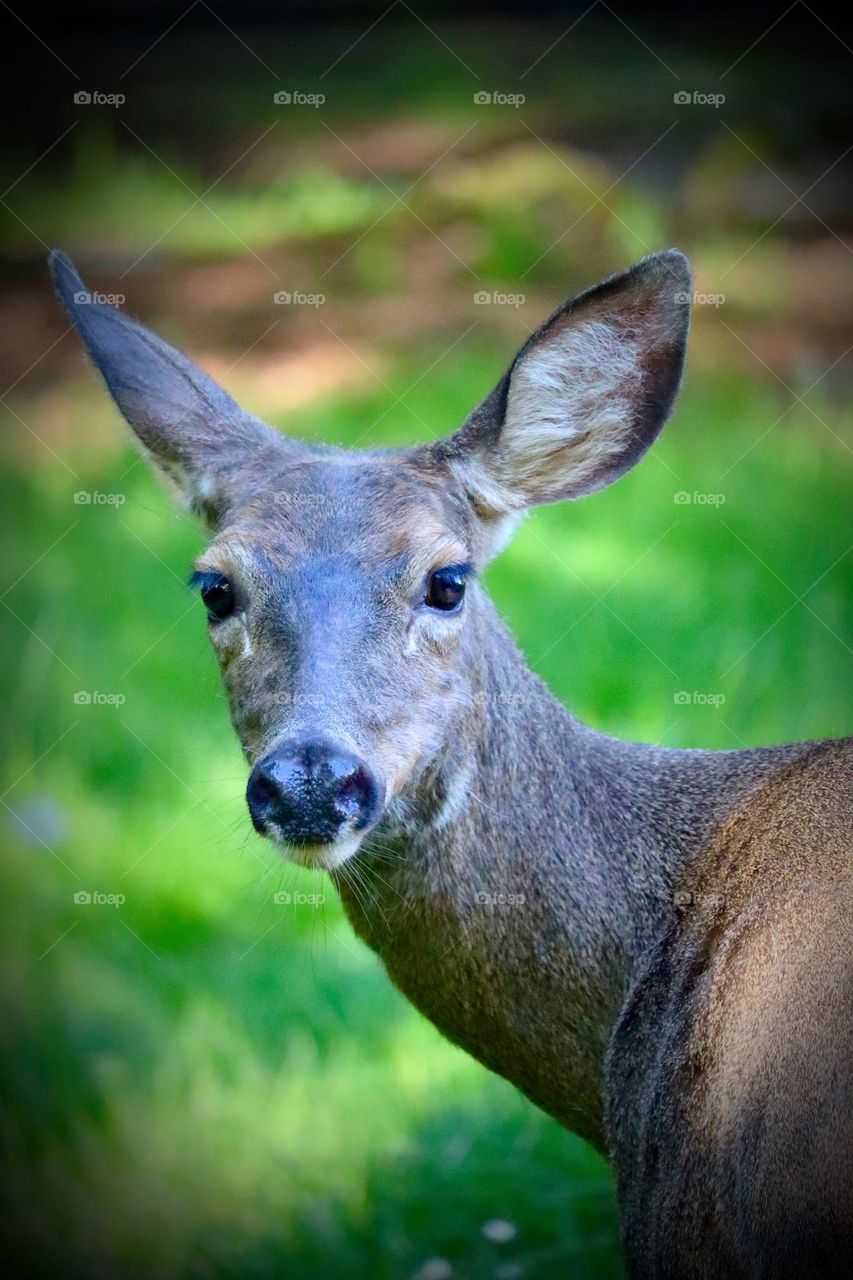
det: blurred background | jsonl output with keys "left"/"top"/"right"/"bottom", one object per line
{"left": 1, "top": 2, "right": 851, "bottom": 1276}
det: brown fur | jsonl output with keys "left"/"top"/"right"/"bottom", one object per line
{"left": 51, "top": 245, "right": 853, "bottom": 1276}
{"left": 607, "top": 740, "right": 853, "bottom": 1277}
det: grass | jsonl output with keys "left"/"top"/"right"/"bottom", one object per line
{"left": 2, "top": 16, "right": 851, "bottom": 1280}
{"left": 2, "top": 346, "right": 850, "bottom": 1278}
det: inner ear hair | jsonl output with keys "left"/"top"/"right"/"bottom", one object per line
{"left": 435, "top": 249, "right": 692, "bottom": 524}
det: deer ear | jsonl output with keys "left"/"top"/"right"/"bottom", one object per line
{"left": 436, "top": 249, "right": 691, "bottom": 537}
{"left": 50, "top": 250, "right": 287, "bottom": 525}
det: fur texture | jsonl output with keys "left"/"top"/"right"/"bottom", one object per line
{"left": 51, "top": 246, "right": 852, "bottom": 1276}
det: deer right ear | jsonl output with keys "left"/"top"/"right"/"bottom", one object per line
{"left": 434, "top": 250, "right": 691, "bottom": 553}
{"left": 50, "top": 250, "right": 288, "bottom": 526}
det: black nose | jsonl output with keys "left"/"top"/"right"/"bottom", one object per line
{"left": 246, "top": 738, "right": 382, "bottom": 846}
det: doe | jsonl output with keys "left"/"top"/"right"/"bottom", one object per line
{"left": 52, "top": 248, "right": 852, "bottom": 1278}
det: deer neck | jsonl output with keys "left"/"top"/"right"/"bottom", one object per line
{"left": 334, "top": 591, "right": 764, "bottom": 1149}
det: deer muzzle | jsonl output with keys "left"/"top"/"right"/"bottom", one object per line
{"left": 246, "top": 736, "right": 384, "bottom": 864}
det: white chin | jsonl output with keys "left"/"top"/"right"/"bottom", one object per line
{"left": 272, "top": 831, "right": 364, "bottom": 870}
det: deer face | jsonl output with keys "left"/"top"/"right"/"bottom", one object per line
{"left": 52, "top": 248, "right": 690, "bottom": 869}
{"left": 191, "top": 454, "right": 479, "bottom": 866}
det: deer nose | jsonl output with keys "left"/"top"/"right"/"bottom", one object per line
{"left": 246, "top": 738, "right": 382, "bottom": 847}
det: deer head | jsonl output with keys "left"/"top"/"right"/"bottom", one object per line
{"left": 51, "top": 249, "right": 691, "bottom": 870}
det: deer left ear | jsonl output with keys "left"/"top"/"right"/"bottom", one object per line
{"left": 436, "top": 249, "right": 691, "bottom": 525}
{"left": 49, "top": 250, "right": 289, "bottom": 526}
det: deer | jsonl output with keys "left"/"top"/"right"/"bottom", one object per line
{"left": 51, "top": 247, "right": 852, "bottom": 1278}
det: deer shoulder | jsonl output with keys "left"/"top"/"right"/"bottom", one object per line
{"left": 606, "top": 737, "right": 853, "bottom": 1279}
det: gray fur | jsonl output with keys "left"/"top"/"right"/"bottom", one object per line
{"left": 52, "top": 247, "right": 852, "bottom": 1276}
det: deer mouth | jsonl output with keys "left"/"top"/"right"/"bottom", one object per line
{"left": 269, "top": 829, "right": 366, "bottom": 871}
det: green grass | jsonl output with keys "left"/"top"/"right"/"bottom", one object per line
{"left": 10, "top": 138, "right": 392, "bottom": 259}
{"left": 2, "top": 344, "right": 850, "bottom": 1278}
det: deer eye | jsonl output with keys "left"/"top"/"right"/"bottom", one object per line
{"left": 425, "top": 565, "right": 468, "bottom": 613}
{"left": 193, "top": 572, "right": 235, "bottom": 622}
